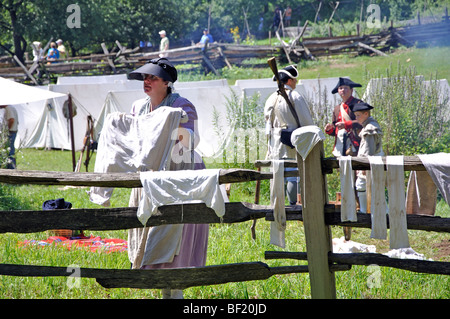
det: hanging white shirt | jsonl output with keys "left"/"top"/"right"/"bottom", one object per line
{"left": 137, "top": 169, "right": 226, "bottom": 226}
{"left": 339, "top": 156, "right": 357, "bottom": 222}
{"left": 386, "top": 156, "right": 410, "bottom": 249}
{"left": 368, "top": 156, "right": 387, "bottom": 239}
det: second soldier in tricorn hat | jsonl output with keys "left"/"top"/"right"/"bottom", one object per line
{"left": 351, "top": 101, "right": 384, "bottom": 214}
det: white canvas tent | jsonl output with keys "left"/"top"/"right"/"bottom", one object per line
{"left": 56, "top": 74, "right": 130, "bottom": 85}
{"left": 21, "top": 81, "right": 143, "bottom": 150}
{"left": 0, "top": 77, "right": 68, "bottom": 149}
{"left": 0, "top": 77, "right": 66, "bottom": 105}
{"left": 94, "top": 85, "right": 234, "bottom": 158}
{"left": 235, "top": 76, "right": 351, "bottom": 108}
{"left": 22, "top": 97, "right": 74, "bottom": 150}
{"left": 17, "top": 77, "right": 233, "bottom": 152}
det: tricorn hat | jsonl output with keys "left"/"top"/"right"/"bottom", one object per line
{"left": 331, "top": 77, "right": 362, "bottom": 94}
{"left": 272, "top": 65, "right": 299, "bottom": 82}
{"left": 128, "top": 58, "right": 177, "bottom": 83}
{"left": 351, "top": 102, "right": 374, "bottom": 112}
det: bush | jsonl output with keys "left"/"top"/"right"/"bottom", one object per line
{"left": 363, "top": 62, "right": 450, "bottom": 155}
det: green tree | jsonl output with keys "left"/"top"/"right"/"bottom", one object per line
{"left": 0, "top": 0, "right": 30, "bottom": 62}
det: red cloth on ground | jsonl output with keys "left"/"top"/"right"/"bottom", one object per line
{"left": 18, "top": 235, "right": 127, "bottom": 253}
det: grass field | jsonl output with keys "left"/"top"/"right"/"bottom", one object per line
{"left": 1, "top": 46, "right": 449, "bottom": 299}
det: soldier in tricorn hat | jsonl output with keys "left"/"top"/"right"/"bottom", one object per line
{"left": 325, "top": 77, "right": 364, "bottom": 157}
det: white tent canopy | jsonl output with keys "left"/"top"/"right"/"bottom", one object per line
{"left": 21, "top": 81, "right": 143, "bottom": 150}
{"left": 0, "top": 77, "right": 66, "bottom": 105}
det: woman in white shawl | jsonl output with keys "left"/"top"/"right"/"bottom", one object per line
{"left": 128, "top": 58, "right": 208, "bottom": 299}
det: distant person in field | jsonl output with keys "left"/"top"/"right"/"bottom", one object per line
{"left": 158, "top": 30, "right": 169, "bottom": 58}
{"left": 32, "top": 41, "right": 44, "bottom": 62}
{"left": 46, "top": 42, "right": 59, "bottom": 64}
{"left": 198, "top": 28, "right": 214, "bottom": 50}
{"left": 284, "top": 5, "right": 292, "bottom": 27}
{"left": 0, "top": 104, "right": 19, "bottom": 169}
{"left": 56, "top": 39, "right": 67, "bottom": 59}
{"left": 273, "top": 6, "right": 281, "bottom": 31}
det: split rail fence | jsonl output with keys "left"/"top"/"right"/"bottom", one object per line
{"left": 0, "top": 141, "right": 449, "bottom": 298}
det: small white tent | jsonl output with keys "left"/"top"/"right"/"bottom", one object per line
{"left": 0, "top": 77, "right": 68, "bottom": 149}
{"left": 21, "top": 81, "right": 142, "bottom": 150}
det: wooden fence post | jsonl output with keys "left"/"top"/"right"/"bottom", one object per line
{"left": 297, "top": 141, "right": 336, "bottom": 299}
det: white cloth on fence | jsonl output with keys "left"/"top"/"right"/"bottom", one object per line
{"left": 386, "top": 156, "right": 410, "bottom": 249}
{"left": 270, "top": 159, "right": 286, "bottom": 248}
{"left": 339, "top": 156, "right": 357, "bottom": 222}
{"left": 88, "top": 107, "right": 186, "bottom": 206}
{"left": 291, "top": 125, "right": 325, "bottom": 160}
{"left": 417, "top": 153, "right": 450, "bottom": 206}
{"left": 369, "top": 156, "right": 387, "bottom": 239}
{"left": 137, "top": 169, "right": 225, "bottom": 226}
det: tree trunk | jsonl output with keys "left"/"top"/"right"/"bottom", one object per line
{"left": 9, "top": 4, "right": 27, "bottom": 64}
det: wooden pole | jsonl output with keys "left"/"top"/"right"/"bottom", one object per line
{"left": 68, "top": 94, "right": 76, "bottom": 172}
{"left": 357, "top": 42, "right": 388, "bottom": 56}
{"left": 251, "top": 166, "right": 261, "bottom": 240}
{"left": 297, "top": 141, "right": 336, "bottom": 299}
{"left": 101, "top": 43, "right": 116, "bottom": 73}
{"left": 314, "top": 1, "right": 322, "bottom": 24}
{"left": 13, "top": 55, "right": 38, "bottom": 85}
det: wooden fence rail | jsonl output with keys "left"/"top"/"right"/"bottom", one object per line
{"left": 1, "top": 202, "right": 448, "bottom": 234}
{"left": 0, "top": 167, "right": 297, "bottom": 187}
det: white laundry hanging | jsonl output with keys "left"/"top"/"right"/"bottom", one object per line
{"left": 270, "top": 159, "right": 286, "bottom": 248}
{"left": 88, "top": 107, "right": 186, "bottom": 206}
{"left": 386, "top": 156, "right": 410, "bottom": 249}
{"left": 417, "top": 153, "right": 450, "bottom": 206}
{"left": 339, "top": 156, "right": 357, "bottom": 222}
{"left": 369, "top": 156, "right": 387, "bottom": 239}
{"left": 137, "top": 169, "right": 226, "bottom": 226}
{"left": 291, "top": 125, "right": 325, "bottom": 160}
